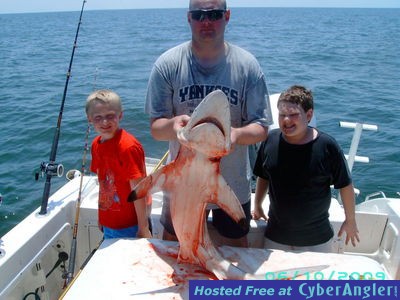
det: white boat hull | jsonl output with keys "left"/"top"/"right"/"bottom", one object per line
{"left": 1, "top": 167, "right": 399, "bottom": 299}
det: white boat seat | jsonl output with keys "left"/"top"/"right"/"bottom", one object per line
{"left": 344, "top": 211, "right": 388, "bottom": 254}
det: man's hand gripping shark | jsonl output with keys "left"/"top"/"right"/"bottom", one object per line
{"left": 128, "top": 90, "right": 257, "bottom": 280}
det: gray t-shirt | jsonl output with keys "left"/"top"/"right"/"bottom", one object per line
{"left": 146, "top": 41, "right": 272, "bottom": 208}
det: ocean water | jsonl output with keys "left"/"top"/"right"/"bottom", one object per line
{"left": 0, "top": 7, "right": 399, "bottom": 237}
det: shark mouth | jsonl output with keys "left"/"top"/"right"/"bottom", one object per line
{"left": 178, "top": 90, "right": 231, "bottom": 156}
{"left": 192, "top": 117, "right": 226, "bottom": 136}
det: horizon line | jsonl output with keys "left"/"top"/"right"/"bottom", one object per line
{"left": 1, "top": 6, "right": 399, "bottom": 15}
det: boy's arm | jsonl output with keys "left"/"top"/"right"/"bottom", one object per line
{"left": 338, "top": 183, "right": 360, "bottom": 246}
{"left": 130, "top": 178, "right": 152, "bottom": 238}
{"left": 252, "top": 177, "right": 268, "bottom": 220}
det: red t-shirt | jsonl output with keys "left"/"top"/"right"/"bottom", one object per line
{"left": 90, "top": 129, "right": 147, "bottom": 229}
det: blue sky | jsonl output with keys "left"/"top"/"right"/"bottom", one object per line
{"left": 1, "top": 0, "right": 399, "bottom": 14}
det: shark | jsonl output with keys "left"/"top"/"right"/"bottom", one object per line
{"left": 128, "top": 90, "right": 254, "bottom": 279}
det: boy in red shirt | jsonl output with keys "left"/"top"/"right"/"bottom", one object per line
{"left": 86, "top": 90, "right": 151, "bottom": 239}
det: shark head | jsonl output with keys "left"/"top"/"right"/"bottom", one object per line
{"left": 178, "top": 90, "right": 231, "bottom": 158}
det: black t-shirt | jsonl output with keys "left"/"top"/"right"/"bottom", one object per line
{"left": 253, "top": 129, "right": 352, "bottom": 246}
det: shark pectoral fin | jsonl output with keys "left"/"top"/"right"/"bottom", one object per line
{"left": 237, "top": 217, "right": 249, "bottom": 232}
{"left": 127, "top": 169, "right": 166, "bottom": 202}
{"left": 127, "top": 190, "right": 139, "bottom": 202}
{"left": 213, "top": 175, "right": 247, "bottom": 229}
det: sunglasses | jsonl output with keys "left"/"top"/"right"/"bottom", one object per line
{"left": 190, "top": 9, "right": 226, "bottom": 22}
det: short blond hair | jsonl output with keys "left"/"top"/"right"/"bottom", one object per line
{"left": 85, "top": 89, "right": 122, "bottom": 116}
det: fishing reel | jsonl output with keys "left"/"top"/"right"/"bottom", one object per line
{"left": 35, "top": 162, "right": 64, "bottom": 180}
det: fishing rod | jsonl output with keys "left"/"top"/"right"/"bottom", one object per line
{"left": 37, "top": 0, "right": 87, "bottom": 215}
{"left": 64, "top": 123, "right": 90, "bottom": 287}
{"left": 152, "top": 150, "right": 169, "bottom": 173}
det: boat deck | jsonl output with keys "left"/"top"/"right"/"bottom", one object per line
{"left": 61, "top": 238, "right": 388, "bottom": 300}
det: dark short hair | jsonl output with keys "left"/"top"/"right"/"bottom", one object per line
{"left": 189, "top": 0, "right": 227, "bottom": 10}
{"left": 278, "top": 85, "right": 313, "bottom": 112}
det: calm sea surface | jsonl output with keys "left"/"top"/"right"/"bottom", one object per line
{"left": 0, "top": 8, "right": 399, "bottom": 237}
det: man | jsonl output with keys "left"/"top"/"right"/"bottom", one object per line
{"left": 145, "top": 0, "right": 272, "bottom": 247}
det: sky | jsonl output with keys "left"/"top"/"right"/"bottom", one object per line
{"left": 1, "top": 0, "right": 399, "bottom": 14}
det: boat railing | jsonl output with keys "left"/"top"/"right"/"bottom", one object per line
{"left": 365, "top": 191, "right": 387, "bottom": 202}
{"left": 335, "top": 121, "right": 378, "bottom": 203}
{"left": 339, "top": 121, "right": 378, "bottom": 173}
